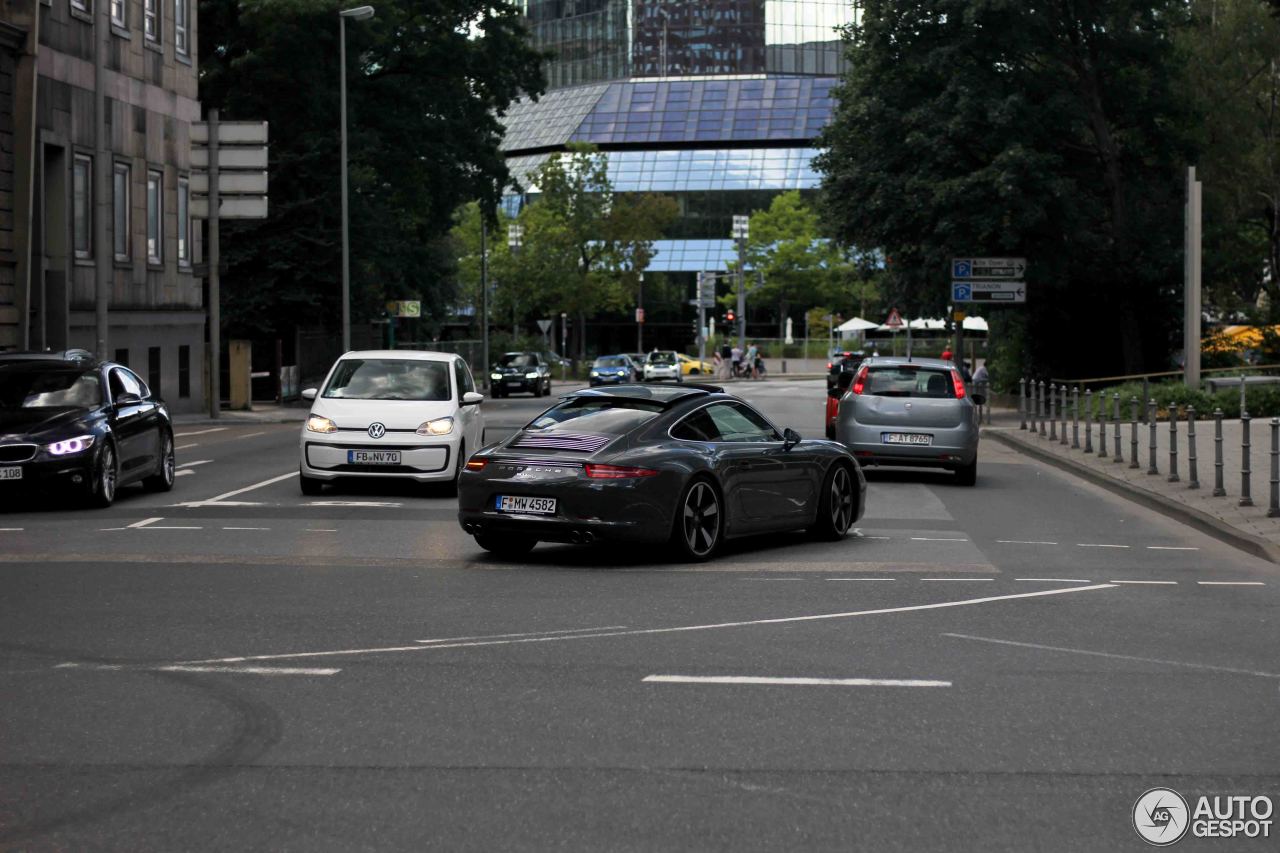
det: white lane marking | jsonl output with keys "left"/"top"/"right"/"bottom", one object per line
{"left": 54, "top": 662, "right": 337, "bottom": 676}
{"left": 241, "top": 432, "right": 265, "bottom": 439}
{"left": 176, "top": 459, "right": 212, "bottom": 469}
{"left": 172, "top": 500, "right": 265, "bottom": 508}
{"left": 741, "top": 578, "right": 803, "bottom": 581}
{"left": 920, "top": 578, "right": 993, "bottom": 582}
{"left": 1076, "top": 543, "right": 1130, "bottom": 549}
{"left": 1147, "top": 546, "right": 1199, "bottom": 551}
{"left": 1109, "top": 580, "right": 1178, "bottom": 585}
{"left": 306, "top": 528, "right": 338, "bottom": 533}
{"left": 223, "top": 526, "right": 268, "bottom": 531}
{"left": 157, "top": 665, "right": 339, "bottom": 676}
{"left": 168, "top": 585, "right": 1117, "bottom": 666}
{"left": 911, "top": 537, "right": 968, "bottom": 542}
{"left": 144, "top": 526, "right": 202, "bottom": 530}
{"left": 307, "top": 500, "right": 403, "bottom": 508}
{"left": 190, "top": 471, "right": 295, "bottom": 505}
{"left": 1197, "top": 581, "right": 1265, "bottom": 586}
{"left": 127, "top": 517, "right": 162, "bottom": 529}
{"left": 826, "top": 578, "right": 896, "bottom": 582}
{"left": 176, "top": 443, "right": 198, "bottom": 450}
{"left": 1014, "top": 578, "right": 1093, "bottom": 583}
{"left": 997, "top": 540, "right": 1058, "bottom": 545}
{"left": 175, "top": 470, "right": 195, "bottom": 477}
{"left": 174, "top": 427, "right": 228, "bottom": 437}
{"left": 0, "top": 528, "right": 23, "bottom": 531}
{"left": 643, "top": 675, "right": 951, "bottom": 688}
{"left": 943, "top": 632, "right": 1280, "bottom": 679}
{"left": 855, "top": 534, "right": 892, "bottom": 540}
{"left": 416, "top": 626, "right": 629, "bottom": 644}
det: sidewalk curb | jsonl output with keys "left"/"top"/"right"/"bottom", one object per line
{"left": 986, "top": 428, "right": 1280, "bottom": 566}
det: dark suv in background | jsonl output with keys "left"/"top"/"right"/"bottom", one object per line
{"left": 489, "top": 352, "right": 553, "bottom": 397}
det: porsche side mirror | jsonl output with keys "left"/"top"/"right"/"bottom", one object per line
{"left": 301, "top": 388, "right": 318, "bottom": 401}
{"left": 783, "top": 427, "right": 802, "bottom": 450}
{"left": 461, "top": 391, "right": 484, "bottom": 406}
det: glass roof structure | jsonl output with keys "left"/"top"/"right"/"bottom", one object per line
{"left": 507, "top": 148, "right": 822, "bottom": 194}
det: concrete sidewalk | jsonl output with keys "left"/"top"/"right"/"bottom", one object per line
{"left": 986, "top": 407, "right": 1280, "bottom": 563}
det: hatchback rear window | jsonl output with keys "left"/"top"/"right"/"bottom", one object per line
{"left": 528, "top": 398, "right": 664, "bottom": 435}
{"left": 865, "top": 366, "right": 957, "bottom": 398}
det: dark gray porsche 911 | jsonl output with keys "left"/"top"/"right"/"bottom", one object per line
{"left": 457, "top": 384, "right": 866, "bottom": 560}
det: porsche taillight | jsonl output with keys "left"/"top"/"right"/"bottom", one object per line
{"left": 464, "top": 459, "right": 487, "bottom": 471}
{"left": 584, "top": 464, "right": 659, "bottom": 479}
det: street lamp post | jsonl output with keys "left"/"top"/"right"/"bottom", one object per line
{"left": 339, "top": 4, "right": 375, "bottom": 353}
{"left": 732, "top": 214, "right": 748, "bottom": 354}
{"left": 507, "top": 224, "right": 523, "bottom": 338}
{"left": 636, "top": 272, "right": 644, "bottom": 352}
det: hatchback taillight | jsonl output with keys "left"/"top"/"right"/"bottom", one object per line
{"left": 851, "top": 365, "right": 870, "bottom": 395}
{"left": 951, "top": 369, "right": 967, "bottom": 399}
{"left": 584, "top": 464, "right": 659, "bottom": 479}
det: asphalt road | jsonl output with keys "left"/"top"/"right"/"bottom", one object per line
{"left": 2, "top": 380, "right": 1277, "bottom": 851}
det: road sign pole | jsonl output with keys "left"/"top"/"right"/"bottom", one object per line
{"left": 208, "top": 109, "right": 221, "bottom": 419}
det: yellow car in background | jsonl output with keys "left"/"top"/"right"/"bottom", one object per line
{"left": 678, "top": 353, "right": 715, "bottom": 376}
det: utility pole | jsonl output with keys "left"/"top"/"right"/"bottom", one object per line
{"left": 207, "top": 110, "right": 221, "bottom": 417}
{"left": 1185, "top": 165, "right": 1202, "bottom": 390}
{"left": 480, "top": 217, "right": 489, "bottom": 389}
{"left": 636, "top": 272, "right": 644, "bottom": 352}
{"left": 93, "top": 0, "right": 109, "bottom": 359}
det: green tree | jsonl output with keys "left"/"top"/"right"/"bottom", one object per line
{"left": 198, "top": 0, "right": 545, "bottom": 339}
{"left": 817, "top": 0, "right": 1198, "bottom": 378}
{"left": 1178, "top": 0, "right": 1280, "bottom": 318}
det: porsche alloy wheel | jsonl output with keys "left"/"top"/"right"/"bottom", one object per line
{"left": 812, "top": 463, "right": 855, "bottom": 540}
{"left": 675, "top": 479, "right": 721, "bottom": 560}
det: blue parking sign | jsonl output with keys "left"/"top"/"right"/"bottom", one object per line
{"left": 952, "top": 283, "right": 972, "bottom": 301}
{"left": 953, "top": 260, "right": 972, "bottom": 278}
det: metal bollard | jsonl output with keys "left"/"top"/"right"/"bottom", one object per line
{"left": 1098, "top": 399, "right": 1108, "bottom": 458}
{"left": 1147, "top": 399, "right": 1159, "bottom": 475}
{"left": 984, "top": 381, "right": 992, "bottom": 426}
{"left": 1129, "top": 397, "right": 1140, "bottom": 468}
{"left": 1186, "top": 406, "right": 1199, "bottom": 489}
{"left": 1112, "top": 393, "right": 1122, "bottom": 461}
{"left": 1072, "top": 386, "right": 1080, "bottom": 449}
{"left": 1019, "top": 378, "right": 1027, "bottom": 430}
{"left": 1083, "top": 390, "right": 1093, "bottom": 453}
{"left": 1213, "top": 408, "right": 1226, "bottom": 496}
{"left": 1039, "top": 381, "right": 1047, "bottom": 437}
{"left": 1240, "top": 410, "right": 1253, "bottom": 507}
{"left": 1049, "top": 384, "right": 1058, "bottom": 441}
{"left": 1060, "top": 385, "right": 1069, "bottom": 445}
{"left": 1270, "top": 419, "right": 1280, "bottom": 517}
{"left": 1167, "top": 406, "right": 1180, "bottom": 482}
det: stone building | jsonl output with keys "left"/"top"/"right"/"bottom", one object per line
{"left": 0, "top": 0, "right": 204, "bottom": 412}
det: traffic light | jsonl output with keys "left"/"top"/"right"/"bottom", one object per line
{"left": 726, "top": 310, "right": 736, "bottom": 323}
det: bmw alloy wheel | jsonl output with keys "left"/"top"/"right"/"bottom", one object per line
{"left": 682, "top": 481, "right": 720, "bottom": 558}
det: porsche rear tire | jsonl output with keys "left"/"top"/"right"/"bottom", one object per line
{"left": 811, "top": 463, "right": 856, "bottom": 541}
{"left": 669, "top": 477, "right": 722, "bottom": 561}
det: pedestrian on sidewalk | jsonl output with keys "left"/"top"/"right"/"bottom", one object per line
{"left": 731, "top": 345, "right": 742, "bottom": 378}
{"left": 746, "top": 342, "right": 759, "bottom": 379}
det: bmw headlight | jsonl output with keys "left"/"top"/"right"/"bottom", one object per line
{"left": 417, "top": 416, "right": 454, "bottom": 436}
{"left": 306, "top": 415, "right": 338, "bottom": 434}
{"left": 525, "top": 372, "right": 539, "bottom": 379}
{"left": 45, "top": 435, "right": 95, "bottom": 456}
{"left": 490, "top": 373, "right": 502, "bottom": 381}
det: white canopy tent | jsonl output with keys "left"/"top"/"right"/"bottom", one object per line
{"left": 871, "top": 316, "right": 988, "bottom": 332}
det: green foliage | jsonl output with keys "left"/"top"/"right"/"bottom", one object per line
{"left": 817, "top": 0, "right": 1198, "bottom": 380}
{"left": 198, "top": 0, "right": 545, "bottom": 339}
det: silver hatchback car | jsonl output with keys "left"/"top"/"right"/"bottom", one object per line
{"left": 833, "top": 357, "right": 983, "bottom": 485}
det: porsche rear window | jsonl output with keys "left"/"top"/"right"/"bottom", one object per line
{"left": 528, "top": 398, "right": 664, "bottom": 434}
{"left": 865, "top": 367, "right": 957, "bottom": 398}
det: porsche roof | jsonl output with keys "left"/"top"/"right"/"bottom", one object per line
{"left": 565, "top": 384, "right": 724, "bottom": 406}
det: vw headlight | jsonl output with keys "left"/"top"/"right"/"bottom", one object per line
{"left": 490, "top": 373, "right": 502, "bottom": 381}
{"left": 45, "top": 435, "right": 95, "bottom": 456}
{"left": 306, "top": 415, "right": 338, "bottom": 434}
{"left": 525, "top": 372, "right": 539, "bottom": 379}
{"left": 417, "top": 416, "right": 454, "bottom": 436}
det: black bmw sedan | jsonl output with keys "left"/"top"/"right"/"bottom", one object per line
{"left": 458, "top": 384, "right": 866, "bottom": 560}
{"left": 0, "top": 353, "right": 176, "bottom": 507}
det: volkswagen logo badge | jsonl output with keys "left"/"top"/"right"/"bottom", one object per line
{"left": 367, "top": 422, "right": 386, "bottom": 439}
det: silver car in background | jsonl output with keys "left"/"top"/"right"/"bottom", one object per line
{"left": 833, "top": 357, "right": 983, "bottom": 485}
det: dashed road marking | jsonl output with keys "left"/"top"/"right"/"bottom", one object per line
{"left": 741, "top": 577, "right": 803, "bottom": 581}
{"left": 0, "top": 527, "right": 24, "bottom": 532}
{"left": 1076, "top": 543, "right": 1129, "bottom": 549}
{"left": 1197, "top": 581, "right": 1265, "bottom": 586}
{"left": 307, "top": 501, "right": 403, "bottom": 508}
{"left": 827, "top": 578, "right": 895, "bottom": 582}
{"left": 1147, "top": 546, "right": 1199, "bottom": 551}
{"left": 175, "top": 470, "right": 196, "bottom": 477}
{"left": 144, "top": 526, "right": 202, "bottom": 530}
{"left": 241, "top": 431, "right": 266, "bottom": 438}
{"left": 306, "top": 528, "right": 338, "bottom": 533}
{"left": 223, "top": 526, "right": 268, "bottom": 531}
{"left": 127, "top": 517, "right": 163, "bottom": 529}
{"left": 911, "top": 537, "right": 968, "bottom": 542}
{"left": 54, "top": 662, "right": 338, "bottom": 676}
{"left": 1109, "top": 580, "right": 1178, "bottom": 585}
{"left": 176, "top": 443, "right": 198, "bottom": 450}
{"left": 943, "top": 632, "right": 1280, "bottom": 679}
{"left": 176, "top": 459, "right": 212, "bottom": 469}
{"left": 643, "top": 675, "right": 951, "bottom": 688}
{"left": 174, "top": 427, "right": 228, "bottom": 438}
{"left": 997, "top": 540, "right": 1058, "bottom": 545}
{"left": 921, "top": 577, "right": 993, "bottom": 582}
{"left": 1015, "top": 577, "right": 1093, "bottom": 583}
{"left": 416, "top": 626, "right": 628, "bottom": 644}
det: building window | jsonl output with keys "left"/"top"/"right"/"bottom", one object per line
{"left": 174, "top": 0, "right": 189, "bottom": 55}
{"left": 178, "top": 345, "right": 191, "bottom": 398}
{"left": 113, "top": 163, "right": 131, "bottom": 261}
{"left": 147, "top": 169, "right": 163, "bottom": 264}
{"left": 73, "top": 155, "right": 92, "bottom": 260}
{"left": 144, "top": 0, "right": 159, "bottom": 41}
{"left": 177, "top": 176, "right": 191, "bottom": 265}
{"left": 114, "top": 348, "right": 129, "bottom": 367}
{"left": 148, "top": 347, "right": 162, "bottom": 396}
{"left": 110, "top": 0, "right": 125, "bottom": 27}
{"left": 71, "top": 0, "right": 89, "bottom": 11}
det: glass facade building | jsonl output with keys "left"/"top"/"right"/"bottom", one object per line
{"left": 504, "top": 0, "right": 853, "bottom": 279}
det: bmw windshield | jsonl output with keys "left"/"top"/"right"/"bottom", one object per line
{"left": 0, "top": 368, "right": 102, "bottom": 409}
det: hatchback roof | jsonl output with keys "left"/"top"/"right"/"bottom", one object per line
{"left": 863, "top": 356, "right": 953, "bottom": 368}
{"left": 339, "top": 350, "right": 457, "bottom": 361}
